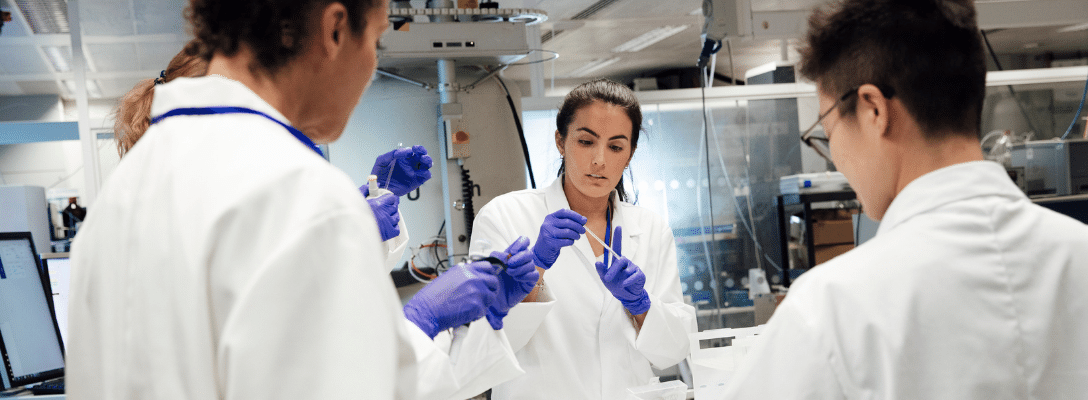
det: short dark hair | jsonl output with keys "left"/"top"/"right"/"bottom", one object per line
{"left": 798, "top": 0, "right": 986, "bottom": 139}
{"left": 186, "top": 0, "right": 384, "bottom": 74}
{"left": 556, "top": 79, "right": 643, "bottom": 203}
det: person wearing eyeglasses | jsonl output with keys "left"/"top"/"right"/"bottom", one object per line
{"left": 723, "top": 0, "right": 1088, "bottom": 398}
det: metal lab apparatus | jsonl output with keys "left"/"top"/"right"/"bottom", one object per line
{"left": 1009, "top": 139, "right": 1088, "bottom": 197}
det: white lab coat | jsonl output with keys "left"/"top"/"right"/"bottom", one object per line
{"left": 723, "top": 161, "right": 1088, "bottom": 399}
{"left": 68, "top": 76, "right": 521, "bottom": 400}
{"left": 467, "top": 178, "right": 696, "bottom": 399}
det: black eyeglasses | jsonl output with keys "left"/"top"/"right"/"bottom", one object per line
{"left": 800, "top": 88, "right": 857, "bottom": 163}
{"left": 800, "top": 85, "right": 896, "bottom": 164}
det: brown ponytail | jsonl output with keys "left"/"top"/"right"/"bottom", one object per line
{"left": 113, "top": 40, "right": 207, "bottom": 157}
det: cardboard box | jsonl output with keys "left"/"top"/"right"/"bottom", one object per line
{"left": 812, "top": 219, "right": 854, "bottom": 245}
{"left": 814, "top": 243, "right": 854, "bottom": 265}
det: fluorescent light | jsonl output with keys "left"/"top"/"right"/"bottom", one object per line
{"left": 1058, "top": 22, "right": 1088, "bottom": 33}
{"left": 569, "top": 57, "right": 621, "bottom": 77}
{"left": 42, "top": 45, "right": 71, "bottom": 73}
{"left": 64, "top": 80, "right": 103, "bottom": 99}
{"left": 15, "top": 0, "right": 68, "bottom": 34}
{"left": 611, "top": 25, "right": 689, "bottom": 53}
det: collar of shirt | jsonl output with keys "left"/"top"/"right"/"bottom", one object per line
{"left": 150, "top": 75, "right": 295, "bottom": 131}
{"left": 876, "top": 160, "right": 1025, "bottom": 236}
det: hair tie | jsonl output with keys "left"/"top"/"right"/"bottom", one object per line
{"left": 154, "top": 70, "right": 166, "bottom": 85}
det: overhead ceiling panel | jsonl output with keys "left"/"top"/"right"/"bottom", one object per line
{"left": 136, "top": 40, "right": 189, "bottom": 71}
{"left": 88, "top": 43, "right": 138, "bottom": 72}
{"left": 984, "top": 26, "right": 1088, "bottom": 56}
{"left": 589, "top": 0, "right": 701, "bottom": 20}
{"left": 0, "top": 45, "right": 51, "bottom": 73}
{"left": 132, "top": 0, "right": 187, "bottom": 35}
{"left": 14, "top": 0, "right": 68, "bottom": 34}
{"left": 0, "top": 0, "right": 31, "bottom": 37}
{"left": 0, "top": 81, "right": 22, "bottom": 96}
{"left": 80, "top": 0, "right": 136, "bottom": 36}
{"left": 16, "top": 80, "right": 61, "bottom": 96}
{"left": 97, "top": 77, "right": 142, "bottom": 98}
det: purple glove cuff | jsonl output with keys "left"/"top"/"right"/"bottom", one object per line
{"left": 403, "top": 302, "right": 440, "bottom": 339}
{"left": 620, "top": 293, "right": 651, "bottom": 315}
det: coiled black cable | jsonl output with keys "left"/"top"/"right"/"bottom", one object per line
{"left": 461, "top": 165, "right": 475, "bottom": 239}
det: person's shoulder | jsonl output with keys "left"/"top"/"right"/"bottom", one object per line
{"left": 616, "top": 201, "right": 671, "bottom": 231}
{"left": 480, "top": 187, "right": 548, "bottom": 212}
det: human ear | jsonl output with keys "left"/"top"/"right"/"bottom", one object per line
{"left": 320, "top": 3, "right": 350, "bottom": 57}
{"left": 856, "top": 84, "right": 889, "bottom": 138}
{"left": 554, "top": 130, "right": 564, "bottom": 157}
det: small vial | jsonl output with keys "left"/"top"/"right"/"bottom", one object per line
{"left": 368, "top": 174, "right": 379, "bottom": 196}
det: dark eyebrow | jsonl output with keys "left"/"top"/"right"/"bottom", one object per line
{"left": 576, "top": 127, "right": 629, "bottom": 142}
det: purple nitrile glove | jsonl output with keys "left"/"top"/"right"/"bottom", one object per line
{"left": 371, "top": 145, "right": 434, "bottom": 197}
{"left": 594, "top": 226, "right": 651, "bottom": 315}
{"left": 404, "top": 260, "right": 499, "bottom": 339}
{"left": 364, "top": 192, "right": 400, "bottom": 241}
{"left": 485, "top": 236, "right": 537, "bottom": 330}
{"left": 532, "top": 209, "right": 586, "bottom": 270}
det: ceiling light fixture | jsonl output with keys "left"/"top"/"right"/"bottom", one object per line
{"left": 1057, "top": 22, "right": 1088, "bottom": 33}
{"left": 64, "top": 80, "right": 102, "bottom": 99}
{"left": 42, "top": 45, "right": 70, "bottom": 73}
{"left": 15, "top": 0, "right": 68, "bottom": 34}
{"left": 611, "top": 25, "right": 689, "bottom": 53}
{"left": 570, "top": 57, "right": 621, "bottom": 78}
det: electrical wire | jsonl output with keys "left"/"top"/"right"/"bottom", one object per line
{"left": 703, "top": 84, "right": 784, "bottom": 273}
{"left": 495, "top": 75, "right": 538, "bottom": 188}
{"left": 1060, "top": 68, "right": 1088, "bottom": 140}
{"left": 699, "top": 69, "right": 725, "bottom": 325}
{"left": 503, "top": 50, "right": 560, "bottom": 67}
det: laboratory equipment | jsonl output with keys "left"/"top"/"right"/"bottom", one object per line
{"left": 625, "top": 379, "right": 687, "bottom": 400}
{"left": 1009, "top": 138, "right": 1088, "bottom": 197}
{"left": 0, "top": 186, "right": 51, "bottom": 254}
{"left": 0, "top": 232, "right": 65, "bottom": 391}
{"left": 779, "top": 172, "right": 850, "bottom": 195}
{"left": 687, "top": 325, "right": 764, "bottom": 399}
{"left": 375, "top": 3, "right": 546, "bottom": 264}
{"left": 40, "top": 253, "right": 69, "bottom": 352}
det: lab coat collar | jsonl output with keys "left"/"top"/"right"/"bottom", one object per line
{"left": 150, "top": 75, "right": 294, "bottom": 130}
{"left": 876, "top": 161, "right": 1025, "bottom": 236}
{"left": 544, "top": 177, "right": 642, "bottom": 260}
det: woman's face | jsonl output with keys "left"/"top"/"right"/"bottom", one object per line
{"left": 556, "top": 100, "right": 634, "bottom": 200}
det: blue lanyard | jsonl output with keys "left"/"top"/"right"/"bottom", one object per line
{"left": 150, "top": 107, "right": 324, "bottom": 158}
{"left": 604, "top": 202, "right": 614, "bottom": 265}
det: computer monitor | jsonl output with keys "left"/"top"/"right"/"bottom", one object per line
{"left": 40, "top": 253, "right": 70, "bottom": 352}
{"left": 0, "top": 232, "right": 65, "bottom": 389}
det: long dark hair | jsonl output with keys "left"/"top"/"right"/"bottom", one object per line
{"left": 556, "top": 79, "right": 643, "bottom": 202}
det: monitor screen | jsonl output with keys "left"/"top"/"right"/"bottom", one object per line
{"left": 42, "top": 256, "right": 70, "bottom": 352}
{"left": 0, "top": 233, "right": 65, "bottom": 387}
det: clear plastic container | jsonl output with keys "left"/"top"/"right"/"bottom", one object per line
{"left": 625, "top": 380, "right": 688, "bottom": 400}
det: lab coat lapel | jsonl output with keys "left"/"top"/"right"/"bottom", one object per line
{"left": 612, "top": 194, "right": 641, "bottom": 262}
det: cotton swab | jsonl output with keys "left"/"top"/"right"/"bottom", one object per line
{"left": 584, "top": 228, "right": 621, "bottom": 261}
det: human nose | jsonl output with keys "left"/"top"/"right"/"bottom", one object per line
{"left": 592, "top": 144, "right": 605, "bottom": 166}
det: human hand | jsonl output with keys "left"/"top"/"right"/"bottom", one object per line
{"left": 371, "top": 145, "right": 433, "bottom": 197}
{"left": 532, "top": 209, "right": 587, "bottom": 269}
{"left": 594, "top": 226, "right": 650, "bottom": 315}
{"left": 403, "top": 260, "right": 499, "bottom": 338}
{"left": 484, "top": 236, "right": 537, "bottom": 330}
{"left": 365, "top": 193, "right": 400, "bottom": 241}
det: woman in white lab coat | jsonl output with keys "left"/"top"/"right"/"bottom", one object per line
{"left": 468, "top": 79, "right": 696, "bottom": 399}
{"left": 69, "top": 1, "right": 525, "bottom": 399}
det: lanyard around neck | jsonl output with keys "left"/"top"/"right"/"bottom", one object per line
{"left": 150, "top": 106, "right": 324, "bottom": 158}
